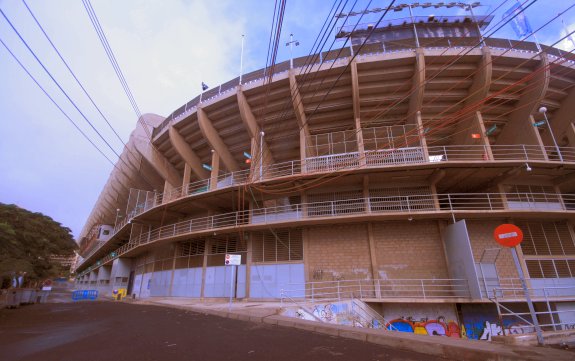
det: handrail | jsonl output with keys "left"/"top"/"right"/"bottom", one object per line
{"left": 77, "top": 191, "right": 575, "bottom": 274}
{"left": 281, "top": 278, "right": 472, "bottom": 301}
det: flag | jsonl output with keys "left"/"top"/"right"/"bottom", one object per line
{"left": 503, "top": 2, "right": 533, "bottom": 38}
{"left": 201, "top": 82, "right": 209, "bottom": 91}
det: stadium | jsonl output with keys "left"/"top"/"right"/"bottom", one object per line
{"left": 74, "top": 3, "right": 575, "bottom": 340}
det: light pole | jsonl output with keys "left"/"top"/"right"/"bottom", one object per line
{"left": 286, "top": 34, "right": 299, "bottom": 69}
{"left": 259, "top": 131, "right": 265, "bottom": 180}
{"left": 463, "top": 2, "right": 484, "bottom": 47}
{"left": 114, "top": 208, "right": 121, "bottom": 230}
{"left": 406, "top": 4, "right": 420, "bottom": 48}
{"left": 538, "top": 107, "right": 563, "bottom": 162}
{"left": 239, "top": 34, "right": 245, "bottom": 85}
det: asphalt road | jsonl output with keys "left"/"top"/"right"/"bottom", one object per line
{"left": 0, "top": 300, "right": 454, "bottom": 361}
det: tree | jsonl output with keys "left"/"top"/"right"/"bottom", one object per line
{"left": 0, "top": 203, "right": 77, "bottom": 286}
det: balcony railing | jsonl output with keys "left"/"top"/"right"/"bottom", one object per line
{"left": 77, "top": 192, "right": 575, "bottom": 274}
{"left": 129, "top": 144, "right": 575, "bottom": 225}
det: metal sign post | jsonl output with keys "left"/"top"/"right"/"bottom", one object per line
{"left": 225, "top": 254, "right": 241, "bottom": 312}
{"left": 510, "top": 247, "right": 544, "bottom": 345}
{"left": 229, "top": 265, "right": 235, "bottom": 312}
{"left": 493, "top": 224, "right": 544, "bottom": 345}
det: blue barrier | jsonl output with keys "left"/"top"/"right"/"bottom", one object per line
{"left": 72, "top": 290, "right": 98, "bottom": 301}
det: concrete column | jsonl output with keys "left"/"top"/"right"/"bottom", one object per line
{"left": 245, "top": 234, "right": 252, "bottom": 299}
{"left": 209, "top": 151, "right": 220, "bottom": 191}
{"left": 182, "top": 164, "right": 192, "bottom": 196}
{"left": 367, "top": 223, "right": 381, "bottom": 299}
{"left": 200, "top": 238, "right": 210, "bottom": 299}
{"left": 416, "top": 111, "right": 429, "bottom": 160}
{"left": 350, "top": 60, "right": 366, "bottom": 166}
{"left": 169, "top": 243, "right": 178, "bottom": 297}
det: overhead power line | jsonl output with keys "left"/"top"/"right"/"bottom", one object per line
{"left": 82, "top": 0, "right": 151, "bottom": 139}
{"left": 21, "top": 0, "right": 126, "bottom": 148}
{"left": 0, "top": 7, "right": 124, "bottom": 162}
{"left": 0, "top": 37, "right": 116, "bottom": 166}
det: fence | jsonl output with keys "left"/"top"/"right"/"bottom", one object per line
{"left": 72, "top": 290, "right": 99, "bottom": 301}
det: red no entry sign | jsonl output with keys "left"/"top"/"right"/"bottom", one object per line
{"left": 493, "top": 224, "right": 524, "bottom": 247}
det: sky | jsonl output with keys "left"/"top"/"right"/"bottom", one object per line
{"left": 0, "top": 0, "right": 574, "bottom": 239}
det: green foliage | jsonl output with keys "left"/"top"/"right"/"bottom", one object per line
{"left": 0, "top": 203, "right": 77, "bottom": 282}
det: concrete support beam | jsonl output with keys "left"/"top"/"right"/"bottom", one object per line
{"left": 182, "top": 164, "right": 192, "bottom": 196}
{"left": 428, "top": 169, "right": 446, "bottom": 185}
{"left": 542, "top": 87, "right": 575, "bottom": 146}
{"left": 288, "top": 70, "right": 313, "bottom": 161}
{"left": 197, "top": 107, "right": 240, "bottom": 172}
{"left": 415, "top": 111, "right": 429, "bottom": 160}
{"left": 134, "top": 139, "right": 182, "bottom": 188}
{"left": 497, "top": 54, "right": 550, "bottom": 145}
{"left": 567, "top": 123, "right": 575, "bottom": 148}
{"left": 237, "top": 88, "right": 274, "bottom": 177}
{"left": 452, "top": 111, "right": 494, "bottom": 160}
{"left": 209, "top": 151, "right": 220, "bottom": 191}
{"left": 452, "top": 48, "right": 493, "bottom": 147}
{"left": 168, "top": 127, "right": 210, "bottom": 180}
{"left": 350, "top": 60, "right": 366, "bottom": 166}
{"left": 408, "top": 49, "right": 425, "bottom": 126}
{"left": 467, "top": 47, "right": 493, "bottom": 106}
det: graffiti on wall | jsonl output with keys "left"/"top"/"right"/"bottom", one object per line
{"left": 283, "top": 301, "right": 382, "bottom": 328}
{"left": 386, "top": 317, "right": 462, "bottom": 338}
{"left": 385, "top": 316, "right": 534, "bottom": 341}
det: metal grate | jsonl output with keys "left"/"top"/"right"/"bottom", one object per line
{"left": 251, "top": 229, "right": 303, "bottom": 263}
{"left": 525, "top": 259, "right": 575, "bottom": 278}
{"left": 518, "top": 221, "right": 575, "bottom": 256}
{"left": 177, "top": 240, "right": 205, "bottom": 257}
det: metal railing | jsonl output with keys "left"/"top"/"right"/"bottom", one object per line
{"left": 77, "top": 192, "right": 575, "bottom": 274}
{"left": 493, "top": 285, "right": 575, "bottom": 334}
{"left": 127, "top": 144, "right": 575, "bottom": 226}
{"left": 281, "top": 278, "right": 471, "bottom": 301}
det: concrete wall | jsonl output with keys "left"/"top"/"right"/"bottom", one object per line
{"left": 307, "top": 224, "right": 372, "bottom": 281}
{"left": 466, "top": 220, "right": 520, "bottom": 279}
{"left": 373, "top": 221, "right": 448, "bottom": 279}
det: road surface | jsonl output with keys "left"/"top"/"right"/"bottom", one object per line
{"left": 0, "top": 301, "right": 453, "bottom": 361}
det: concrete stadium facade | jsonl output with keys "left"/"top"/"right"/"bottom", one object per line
{"left": 75, "top": 19, "right": 575, "bottom": 339}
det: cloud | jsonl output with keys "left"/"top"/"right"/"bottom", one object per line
{"left": 556, "top": 21, "right": 575, "bottom": 52}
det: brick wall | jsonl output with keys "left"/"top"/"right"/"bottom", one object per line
{"left": 306, "top": 223, "right": 372, "bottom": 281}
{"left": 373, "top": 220, "right": 448, "bottom": 279}
{"left": 466, "top": 220, "right": 519, "bottom": 279}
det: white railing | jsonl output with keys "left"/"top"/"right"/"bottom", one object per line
{"left": 77, "top": 192, "right": 575, "bottom": 274}
{"left": 366, "top": 147, "right": 426, "bottom": 166}
{"left": 282, "top": 278, "right": 471, "bottom": 301}
{"left": 493, "top": 284, "right": 575, "bottom": 300}
{"left": 492, "top": 285, "right": 575, "bottom": 333}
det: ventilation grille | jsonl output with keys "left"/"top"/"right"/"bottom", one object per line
{"left": 252, "top": 229, "right": 303, "bottom": 263}
{"left": 526, "top": 259, "right": 575, "bottom": 278}
{"left": 209, "top": 236, "right": 247, "bottom": 255}
{"left": 518, "top": 221, "right": 575, "bottom": 256}
{"left": 177, "top": 240, "right": 205, "bottom": 256}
